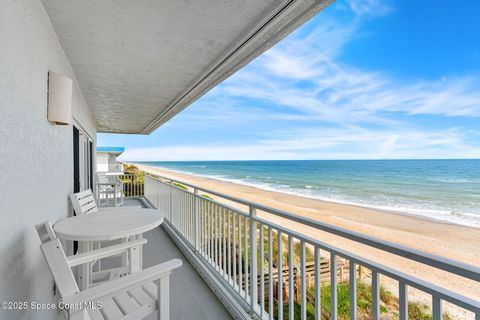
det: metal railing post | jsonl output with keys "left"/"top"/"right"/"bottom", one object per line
{"left": 249, "top": 205, "right": 257, "bottom": 315}
{"left": 194, "top": 188, "right": 199, "bottom": 251}
{"left": 169, "top": 184, "right": 172, "bottom": 221}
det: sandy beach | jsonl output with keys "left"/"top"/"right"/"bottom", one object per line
{"left": 135, "top": 163, "right": 480, "bottom": 315}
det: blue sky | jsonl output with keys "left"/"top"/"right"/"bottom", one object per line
{"left": 99, "top": 0, "right": 480, "bottom": 161}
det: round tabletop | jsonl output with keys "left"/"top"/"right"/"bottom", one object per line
{"left": 53, "top": 208, "right": 164, "bottom": 241}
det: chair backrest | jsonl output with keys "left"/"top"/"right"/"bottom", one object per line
{"left": 97, "top": 173, "right": 121, "bottom": 184}
{"left": 36, "top": 222, "right": 80, "bottom": 298}
{"left": 70, "top": 189, "right": 98, "bottom": 215}
{"left": 97, "top": 173, "right": 109, "bottom": 183}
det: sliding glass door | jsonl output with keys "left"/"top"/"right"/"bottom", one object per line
{"left": 73, "top": 126, "right": 93, "bottom": 193}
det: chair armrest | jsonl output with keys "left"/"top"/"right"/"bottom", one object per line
{"left": 67, "top": 239, "right": 147, "bottom": 267}
{"left": 62, "top": 259, "right": 182, "bottom": 305}
{"left": 98, "top": 206, "right": 142, "bottom": 210}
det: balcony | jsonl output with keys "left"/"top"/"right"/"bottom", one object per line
{"left": 102, "top": 170, "right": 480, "bottom": 320}
{"left": 120, "top": 199, "right": 232, "bottom": 319}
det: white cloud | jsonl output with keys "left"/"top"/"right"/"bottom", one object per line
{"left": 121, "top": 126, "right": 480, "bottom": 161}
{"left": 346, "top": 0, "right": 393, "bottom": 17}
{"left": 131, "top": 0, "right": 480, "bottom": 161}
{"left": 220, "top": 41, "right": 480, "bottom": 124}
{"left": 198, "top": 0, "right": 480, "bottom": 133}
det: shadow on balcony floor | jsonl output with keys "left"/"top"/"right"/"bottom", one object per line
{"left": 122, "top": 198, "right": 232, "bottom": 320}
{"left": 143, "top": 226, "right": 232, "bottom": 320}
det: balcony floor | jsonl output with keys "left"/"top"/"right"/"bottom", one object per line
{"left": 122, "top": 198, "right": 233, "bottom": 320}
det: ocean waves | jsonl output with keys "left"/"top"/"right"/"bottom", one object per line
{"left": 136, "top": 160, "right": 480, "bottom": 227}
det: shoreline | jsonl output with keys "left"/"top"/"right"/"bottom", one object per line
{"left": 133, "top": 163, "right": 480, "bottom": 310}
{"left": 136, "top": 163, "right": 479, "bottom": 230}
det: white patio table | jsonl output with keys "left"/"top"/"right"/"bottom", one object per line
{"left": 53, "top": 208, "right": 164, "bottom": 289}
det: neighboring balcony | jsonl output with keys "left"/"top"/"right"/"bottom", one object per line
{"left": 101, "top": 171, "right": 480, "bottom": 320}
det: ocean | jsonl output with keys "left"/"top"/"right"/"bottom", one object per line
{"left": 135, "top": 160, "right": 480, "bottom": 227}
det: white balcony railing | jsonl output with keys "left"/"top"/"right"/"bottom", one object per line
{"left": 95, "top": 171, "right": 144, "bottom": 207}
{"left": 119, "top": 171, "right": 144, "bottom": 198}
{"left": 142, "top": 172, "right": 480, "bottom": 320}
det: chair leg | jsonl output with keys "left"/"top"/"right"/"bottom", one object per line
{"left": 157, "top": 277, "right": 170, "bottom": 320}
{"left": 128, "top": 243, "right": 141, "bottom": 273}
{"left": 120, "top": 237, "right": 128, "bottom": 274}
{"left": 96, "top": 242, "right": 102, "bottom": 272}
{"left": 138, "top": 234, "right": 143, "bottom": 270}
{"left": 78, "top": 241, "right": 90, "bottom": 290}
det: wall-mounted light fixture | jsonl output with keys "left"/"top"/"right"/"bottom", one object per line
{"left": 48, "top": 71, "right": 72, "bottom": 125}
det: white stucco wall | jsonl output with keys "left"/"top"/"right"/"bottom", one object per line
{"left": 97, "top": 153, "right": 123, "bottom": 172}
{"left": 108, "top": 154, "right": 122, "bottom": 172}
{"left": 0, "top": 1, "right": 96, "bottom": 319}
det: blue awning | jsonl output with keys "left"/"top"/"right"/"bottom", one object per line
{"left": 96, "top": 146, "right": 125, "bottom": 155}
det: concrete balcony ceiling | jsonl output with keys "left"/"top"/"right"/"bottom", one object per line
{"left": 42, "top": 0, "right": 331, "bottom": 134}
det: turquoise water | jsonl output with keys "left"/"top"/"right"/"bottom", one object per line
{"left": 136, "top": 160, "right": 480, "bottom": 227}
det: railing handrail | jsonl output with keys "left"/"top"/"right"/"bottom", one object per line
{"left": 253, "top": 215, "right": 480, "bottom": 312}
{"left": 151, "top": 177, "right": 480, "bottom": 312}
{"left": 143, "top": 171, "right": 480, "bottom": 283}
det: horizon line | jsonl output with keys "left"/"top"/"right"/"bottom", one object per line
{"left": 123, "top": 158, "right": 480, "bottom": 162}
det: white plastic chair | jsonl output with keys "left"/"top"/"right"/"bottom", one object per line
{"left": 70, "top": 189, "right": 99, "bottom": 215}
{"left": 36, "top": 221, "right": 181, "bottom": 320}
{"left": 69, "top": 189, "right": 142, "bottom": 287}
{"left": 97, "top": 173, "right": 124, "bottom": 207}
{"left": 70, "top": 189, "right": 137, "bottom": 216}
